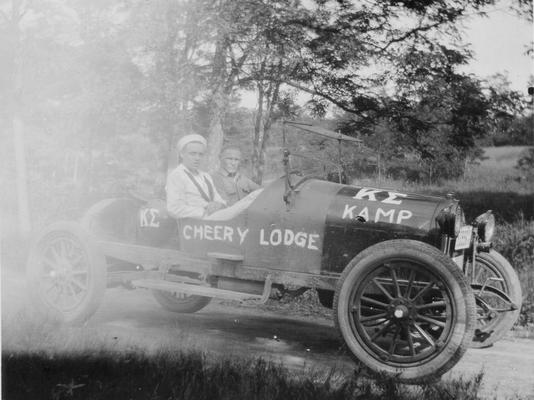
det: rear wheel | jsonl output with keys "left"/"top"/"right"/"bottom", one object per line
{"left": 334, "top": 240, "right": 476, "bottom": 384}
{"left": 467, "top": 250, "right": 522, "bottom": 348}
{"left": 151, "top": 268, "right": 211, "bottom": 313}
{"left": 26, "top": 222, "right": 106, "bottom": 324}
{"left": 151, "top": 290, "right": 211, "bottom": 313}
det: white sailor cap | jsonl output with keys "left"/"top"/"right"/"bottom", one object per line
{"left": 176, "top": 134, "right": 207, "bottom": 153}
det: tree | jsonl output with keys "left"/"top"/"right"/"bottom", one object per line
{"left": 124, "top": 0, "right": 530, "bottom": 183}
{"left": 241, "top": 1, "right": 305, "bottom": 183}
{"left": 1, "top": 0, "right": 31, "bottom": 234}
{"left": 0, "top": 0, "right": 84, "bottom": 233}
{"left": 482, "top": 74, "right": 530, "bottom": 146}
{"left": 237, "top": 0, "right": 530, "bottom": 181}
{"left": 336, "top": 44, "right": 501, "bottom": 181}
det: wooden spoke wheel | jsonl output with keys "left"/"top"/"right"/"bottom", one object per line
{"left": 335, "top": 240, "right": 476, "bottom": 384}
{"left": 26, "top": 222, "right": 106, "bottom": 324}
{"left": 151, "top": 290, "right": 211, "bottom": 314}
{"left": 151, "top": 267, "right": 211, "bottom": 313}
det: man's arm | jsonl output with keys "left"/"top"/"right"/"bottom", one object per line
{"left": 166, "top": 172, "right": 205, "bottom": 219}
{"left": 242, "top": 175, "right": 260, "bottom": 192}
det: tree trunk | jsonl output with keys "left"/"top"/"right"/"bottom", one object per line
{"left": 13, "top": 115, "right": 31, "bottom": 234}
{"left": 205, "top": 16, "right": 230, "bottom": 172}
{"left": 206, "top": 89, "right": 226, "bottom": 172}
{"left": 7, "top": 1, "right": 30, "bottom": 233}
{"left": 377, "top": 153, "right": 381, "bottom": 183}
{"left": 251, "top": 81, "right": 265, "bottom": 184}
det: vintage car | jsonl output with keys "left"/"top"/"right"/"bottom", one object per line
{"left": 26, "top": 122, "right": 522, "bottom": 383}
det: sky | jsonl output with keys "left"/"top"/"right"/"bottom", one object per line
{"left": 464, "top": 8, "right": 532, "bottom": 92}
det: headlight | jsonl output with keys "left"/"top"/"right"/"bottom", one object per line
{"left": 475, "top": 211, "right": 495, "bottom": 242}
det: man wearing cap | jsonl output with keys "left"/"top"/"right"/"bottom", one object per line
{"left": 166, "top": 134, "right": 226, "bottom": 219}
{"left": 211, "top": 146, "right": 260, "bottom": 206}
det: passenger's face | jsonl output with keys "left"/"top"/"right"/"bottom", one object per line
{"left": 220, "top": 149, "right": 241, "bottom": 174}
{"left": 181, "top": 142, "right": 205, "bottom": 171}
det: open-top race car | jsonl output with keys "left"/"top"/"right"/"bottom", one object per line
{"left": 26, "top": 121, "right": 522, "bottom": 383}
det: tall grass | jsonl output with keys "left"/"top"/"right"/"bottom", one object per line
{"left": 493, "top": 218, "right": 534, "bottom": 327}
{"left": 494, "top": 217, "right": 534, "bottom": 273}
{"left": 2, "top": 351, "right": 495, "bottom": 400}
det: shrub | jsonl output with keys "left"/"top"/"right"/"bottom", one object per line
{"left": 493, "top": 218, "right": 534, "bottom": 326}
{"left": 515, "top": 147, "right": 534, "bottom": 181}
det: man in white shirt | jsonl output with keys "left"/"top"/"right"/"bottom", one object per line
{"left": 166, "top": 134, "right": 226, "bottom": 219}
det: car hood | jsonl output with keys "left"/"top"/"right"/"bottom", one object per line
{"left": 316, "top": 181, "right": 455, "bottom": 233}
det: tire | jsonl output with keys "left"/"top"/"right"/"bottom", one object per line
{"left": 317, "top": 289, "right": 334, "bottom": 309}
{"left": 467, "top": 250, "right": 522, "bottom": 348}
{"left": 151, "top": 290, "right": 211, "bottom": 313}
{"left": 334, "top": 239, "right": 476, "bottom": 384}
{"left": 26, "top": 222, "right": 106, "bottom": 324}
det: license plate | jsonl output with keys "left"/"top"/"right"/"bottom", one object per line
{"left": 455, "top": 226, "right": 472, "bottom": 250}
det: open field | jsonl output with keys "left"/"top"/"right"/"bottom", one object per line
{"left": 479, "top": 146, "right": 532, "bottom": 170}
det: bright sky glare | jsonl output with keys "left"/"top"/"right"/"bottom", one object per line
{"left": 463, "top": 8, "right": 533, "bottom": 92}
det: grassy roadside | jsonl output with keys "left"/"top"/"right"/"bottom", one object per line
{"left": 1, "top": 350, "right": 493, "bottom": 400}
{"left": 0, "top": 310, "right": 477, "bottom": 400}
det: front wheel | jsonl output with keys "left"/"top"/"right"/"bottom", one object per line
{"left": 467, "top": 250, "right": 522, "bottom": 348}
{"left": 334, "top": 240, "right": 476, "bottom": 384}
{"left": 26, "top": 222, "right": 106, "bottom": 324}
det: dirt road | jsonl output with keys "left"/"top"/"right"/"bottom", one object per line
{"left": 3, "top": 269, "right": 533, "bottom": 399}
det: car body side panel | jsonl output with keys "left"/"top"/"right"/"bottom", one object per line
{"left": 322, "top": 186, "right": 450, "bottom": 273}
{"left": 243, "top": 178, "right": 340, "bottom": 273}
{"left": 178, "top": 214, "right": 248, "bottom": 256}
{"left": 177, "top": 178, "right": 337, "bottom": 274}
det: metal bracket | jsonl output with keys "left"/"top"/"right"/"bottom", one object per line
{"left": 258, "top": 274, "right": 272, "bottom": 304}
{"left": 132, "top": 274, "right": 273, "bottom": 304}
{"left": 472, "top": 282, "right": 519, "bottom": 312}
{"left": 478, "top": 276, "right": 504, "bottom": 296}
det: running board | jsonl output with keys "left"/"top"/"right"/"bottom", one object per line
{"left": 132, "top": 275, "right": 272, "bottom": 303}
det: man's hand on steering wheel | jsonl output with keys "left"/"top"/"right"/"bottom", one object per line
{"left": 205, "top": 201, "right": 225, "bottom": 215}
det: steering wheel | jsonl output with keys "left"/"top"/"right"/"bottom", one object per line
{"left": 287, "top": 170, "right": 323, "bottom": 191}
